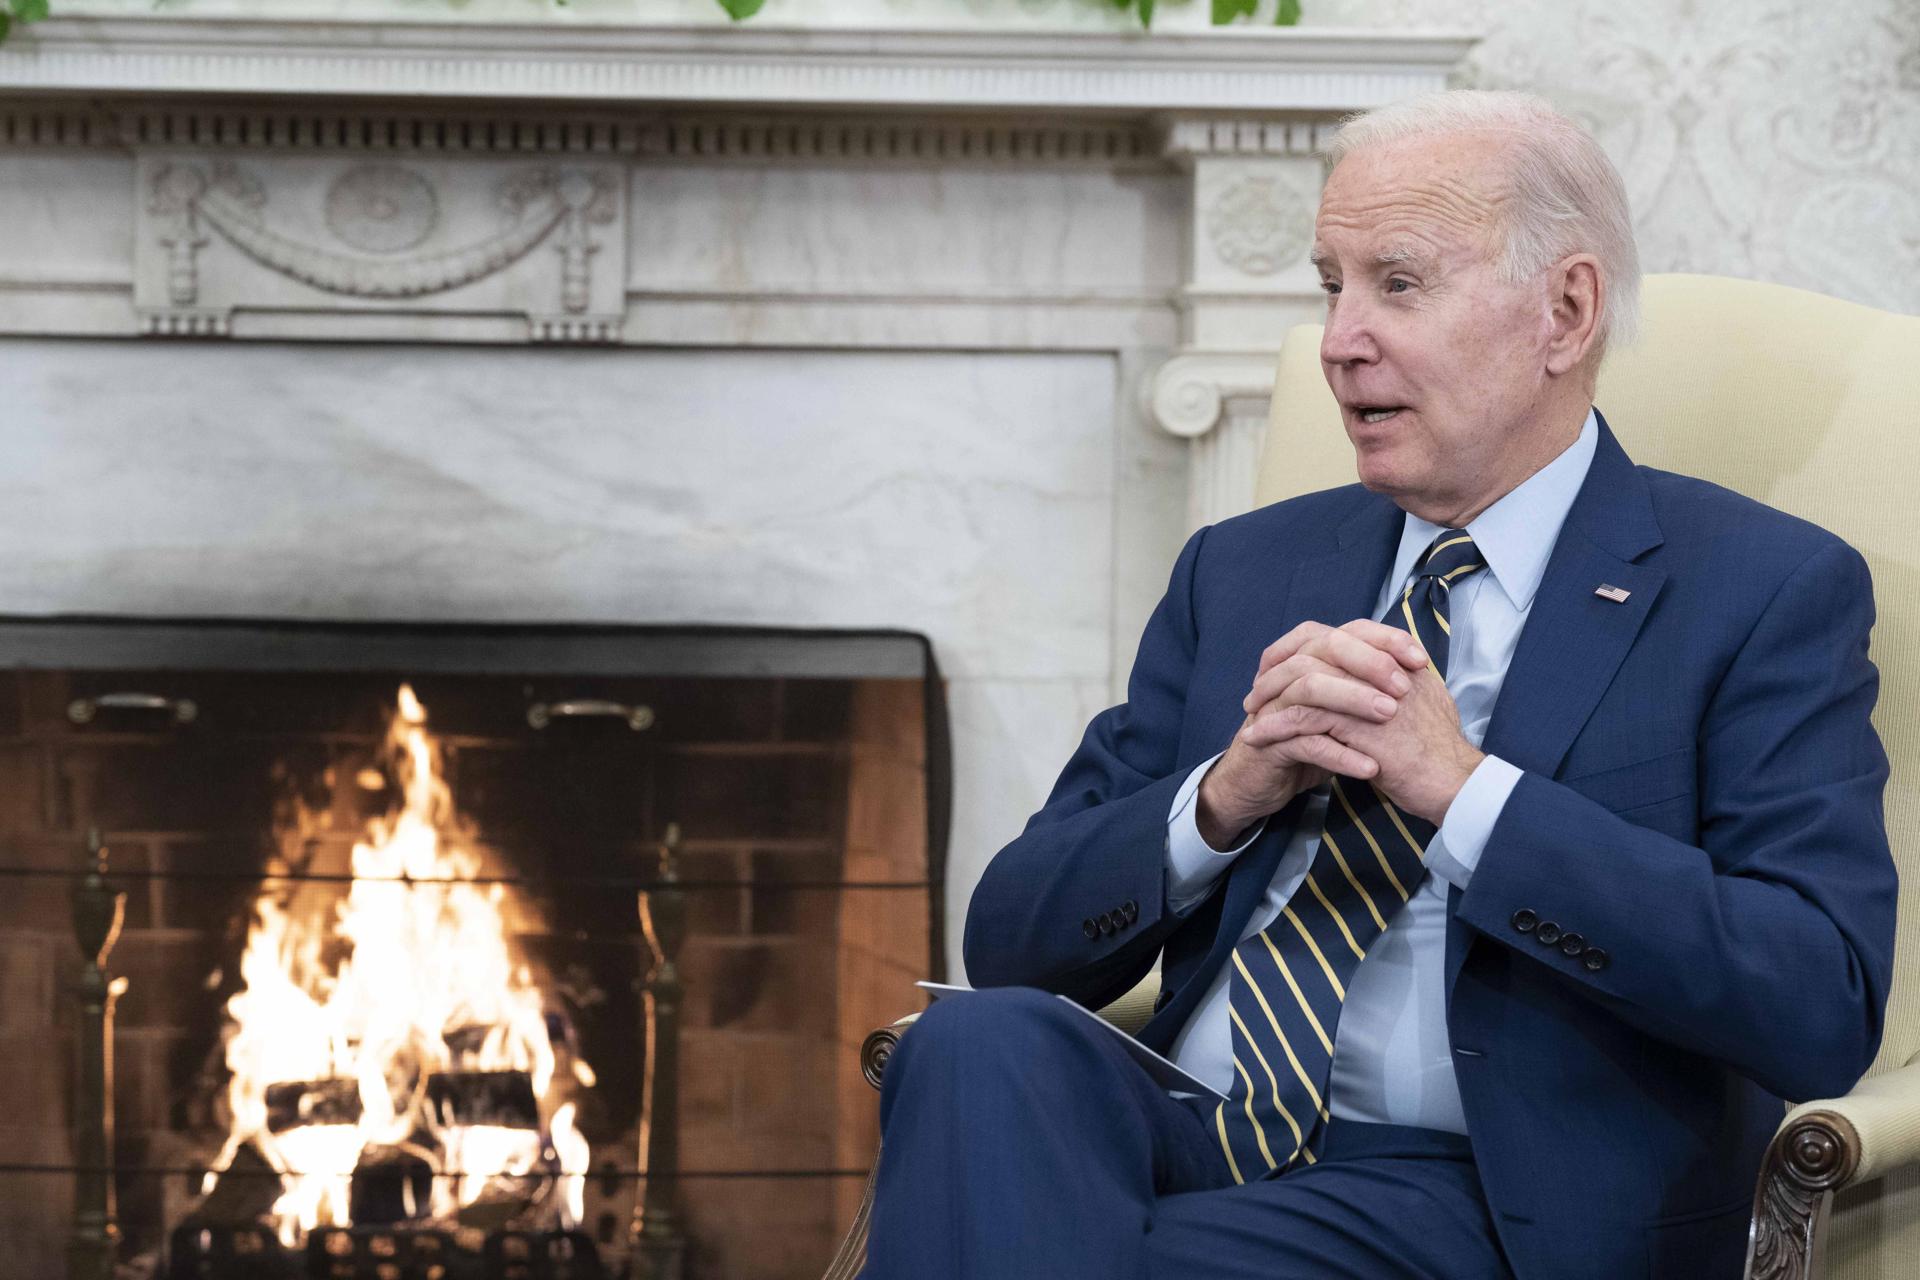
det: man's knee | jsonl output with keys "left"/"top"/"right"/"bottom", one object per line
{"left": 898, "top": 986, "right": 1078, "bottom": 1061}
{"left": 881, "top": 986, "right": 1094, "bottom": 1112}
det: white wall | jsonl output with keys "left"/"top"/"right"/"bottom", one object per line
{"left": 1319, "top": 0, "right": 1920, "bottom": 317}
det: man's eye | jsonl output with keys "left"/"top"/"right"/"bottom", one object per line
{"left": 1386, "top": 278, "right": 1413, "bottom": 294}
{"left": 1320, "top": 280, "right": 1342, "bottom": 297}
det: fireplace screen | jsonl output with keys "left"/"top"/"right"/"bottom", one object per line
{"left": 0, "top": 619, "right": 946, "bottom": 1280}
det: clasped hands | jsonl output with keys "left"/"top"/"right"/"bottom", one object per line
{"left": 1195, "top": 620, "right": 1484, "bottom": 850}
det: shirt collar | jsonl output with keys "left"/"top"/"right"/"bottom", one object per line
{"left": 1390, "top": 408, "right": 1599, "bottom": 611}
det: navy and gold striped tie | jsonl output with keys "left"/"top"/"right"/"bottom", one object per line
{"left": 1216, "top": 528, "right": 1486, "bottom": 1181}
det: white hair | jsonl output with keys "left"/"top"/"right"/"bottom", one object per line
{"left": 1326, "top": 90, "right": 1641, "bottom": 356}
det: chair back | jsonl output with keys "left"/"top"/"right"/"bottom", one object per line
{"left": 1255, "top": 274, "right": 1920, "bottom": 1277}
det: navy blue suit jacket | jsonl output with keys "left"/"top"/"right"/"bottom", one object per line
{"left": 964, "top": 416, "right": 1897, "bottom": 1280}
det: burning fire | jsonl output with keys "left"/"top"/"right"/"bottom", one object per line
{"left": 205, "top": 685, "right": 593, "bottom": 1244}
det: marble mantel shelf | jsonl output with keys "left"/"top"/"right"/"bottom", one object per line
{"left": 0, "top": 16, "right": 1474, "bottom": 112}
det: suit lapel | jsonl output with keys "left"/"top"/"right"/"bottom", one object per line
{"left": 1445, "top": 415, "right": 1666, "bottom": 996}
{"left": 1290, "top": 494, "right": 1407, "bottom": 634}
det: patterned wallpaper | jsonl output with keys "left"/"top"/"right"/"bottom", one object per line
{"left": 1312, "top": 0, "right": 1920, "bottom": 316}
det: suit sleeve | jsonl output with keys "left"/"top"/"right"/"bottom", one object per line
{"left": 962, "top": 526, "right": 1214, "bottom": 1007}
{"left": 1455, "top": 539, "right": 1898, "bottom": 1102}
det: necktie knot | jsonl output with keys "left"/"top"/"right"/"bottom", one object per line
{"left": 1415, "top": 529, "right": 1485, "bottom": 585}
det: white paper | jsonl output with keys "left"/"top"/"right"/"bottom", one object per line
{"left": 915, "top": 981, "right": 1227, "bottom": 1101}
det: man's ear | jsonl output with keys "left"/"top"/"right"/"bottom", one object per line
{"left": 1544, "top": 255, "right": 1603, "bottom": 377}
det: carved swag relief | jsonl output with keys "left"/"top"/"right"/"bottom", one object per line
{"left": 139, "top": 158, "right": 623, "bottom": 341}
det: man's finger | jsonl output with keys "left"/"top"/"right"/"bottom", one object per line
{"left": 1338, "top": 618, "right": 1430, "bottom": 670}
{"left": 1242, "top": 653, "right": 1340, "bottom": 713}
{"left": 1237, "top": 707, "right": 1381, "bottom": 779}
{"left": 1301, "top": 627, "right": 1416, "bottom": 696}
{"left": 1286, "top": 733, "right": 1379, "bottom": 779}
{"left": 1276, "top": 670, "right": 1398, "bottom": 723}
{"left": 1257, "top": 621, "right": 1332, "bottom": 676}
{"left": 1240, "top": 702, "right": 1336, "bottom": 748}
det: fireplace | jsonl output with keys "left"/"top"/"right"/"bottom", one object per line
{"left": 0, "top": 617, "right": 945, "bottom": 1280}
{"left": 0, "top": 14, "right": 1473, "bottom": 1277}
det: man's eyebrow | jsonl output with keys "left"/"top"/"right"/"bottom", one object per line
{"left": 1306, "top": 246, "right": 1432, "bottom": 271}
{"left": 1372, "top": 247, "right": 1428, "bottom": 268}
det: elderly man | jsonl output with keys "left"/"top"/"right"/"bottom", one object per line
{"left": 863, "top": 91, "right": 1895, "bottom": 1280}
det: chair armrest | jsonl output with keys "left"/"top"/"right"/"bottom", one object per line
{"left": 860, "top": 1014, "right": 921, "bottom": 1091}
{"left": 1746, "top": 1054, "right": 1920, "bottom": 1280}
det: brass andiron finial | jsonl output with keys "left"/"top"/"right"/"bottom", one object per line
{"left": 69, "top": 828, "right": 126, "bottom": 1280}
{"left": 634, "top": 821, "right": 689, "bottom": 1280}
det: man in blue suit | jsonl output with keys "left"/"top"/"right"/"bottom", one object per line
{"left": 864, "top": 91, "right": 1896, "bottom": 1279}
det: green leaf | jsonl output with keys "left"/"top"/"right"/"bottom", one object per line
{"left": 715, "top": 0, "right": 765, "bottom": 19}
{"left": 1137, "top": 0, "right": 1154, "bottom": 27}
{"left": 1275, "top": 0, "right": 1303, "bottom": 25}
{"left": 0, "top": 11, "right": 11, "bottom": 43}
{"left": 1212, "top": 0, "right": 1261, "bottom": 23}
{"left": 12, "top": 0, "right": 50, "bottom": 21}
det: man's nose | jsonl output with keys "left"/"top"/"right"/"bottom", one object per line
{"left": 1320, "top": 294, "right": 1378, "bottom": 368}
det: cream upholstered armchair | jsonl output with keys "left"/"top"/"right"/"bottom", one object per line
{"left": 823, "top": 275, "right": 1920, "bottom": 1280}
{"left": 1255, "top": 273, "right": 1920, "bottom": 1280}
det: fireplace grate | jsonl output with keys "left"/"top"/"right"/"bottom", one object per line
{"left": 167, "top": 1223, "right": 604, "bottom": 1280}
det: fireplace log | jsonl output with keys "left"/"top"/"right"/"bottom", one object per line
{"left": 348, "top": 1145, "right": 436, "bottom": 1225}
{"left": 69, "top": 829, "right": 126, "bottom": 1280}
{"left": 426, "top": 1070, "right": 541, "bottom": 1130}
{"left": 264, "top": 1077, "right": 363, "bottom": 1133}
{"left": 186, "top": 1143, "right": 283, "bottom": 1229}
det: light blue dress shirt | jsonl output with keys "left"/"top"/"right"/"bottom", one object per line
{"left": 1162, "top": 410, "right": 1599, "bottom": 1133}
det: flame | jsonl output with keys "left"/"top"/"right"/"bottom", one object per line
{"left": 206, "top": 684, "right": 590, "bottom": 1244}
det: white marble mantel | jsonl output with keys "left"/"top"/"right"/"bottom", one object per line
{"left": 1, "top": 13, "right": 1470, "bottom": 112}
{"left": 0, "top": 9, "right": 1474, "bottom": 974}
{"left": 0, "top": 14, "right": 1470, "bottom": 492}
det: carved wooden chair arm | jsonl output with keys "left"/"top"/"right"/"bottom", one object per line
{"left": 1745, "top": 1052, "right": 1920, "bottom": 1280}
{"left": 859, "top": 1013, "right": 923, "bottom": 1093}
{"left": 818, "top": 1014, "right": 920, "bottom": 1280}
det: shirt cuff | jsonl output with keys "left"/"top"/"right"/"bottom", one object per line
{"left": 1166, "top": 752, "right": 1265, "bottom": 911}
{"left": 1426, "top": 754, "right": 1523, "bottom": 891}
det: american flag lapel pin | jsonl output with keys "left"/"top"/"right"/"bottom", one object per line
{"left": 1593, "top": 584, "right": 1632, "bottom": 603}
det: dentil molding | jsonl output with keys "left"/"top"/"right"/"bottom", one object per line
{"left": 0, "top": 99, "right": 1161, "bottom": 167}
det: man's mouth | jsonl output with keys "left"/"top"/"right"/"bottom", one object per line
{"left": 1350, "top": 405, "right": 1406, "bottom": 425}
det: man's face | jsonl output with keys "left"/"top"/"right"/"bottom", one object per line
{"left": 1312, "top": 133, "right": 1559, "bottom": 524}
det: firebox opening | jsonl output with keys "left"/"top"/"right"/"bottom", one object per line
{"left": 0, "top": 619, "right": 946, "bottom": 1280}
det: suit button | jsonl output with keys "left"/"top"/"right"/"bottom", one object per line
{"left": 1082, "top": 917, "right": 1100, "bottom": 940}
{"left": 1558, "top": 932, "right": 1585, "bottom": 956}
{"left": 1535, "top": 921, "right": 1563, "bottom": 946}
{"left": 1583, "top": 947, "right": 1610, "bottom": 972}
{"left": 1511, "top": 909, "right": 1538, "bottom": 934}
{"left": 1098, "top": 913, "right": 1116, "bottom": 936}
{"left": 1123, "top": 900, "right": 1139, "bottom": 924}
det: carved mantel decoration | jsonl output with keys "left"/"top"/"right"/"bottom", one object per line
{"left": 136, "top": 154, "right": 625, "bottom": 340}
{"left": 0, "top": 13, "right": 1473, "bottom": 519}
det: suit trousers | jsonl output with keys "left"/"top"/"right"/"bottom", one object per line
{"left": 863, "top": 986, "right": 1514, "bottom": 1280}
